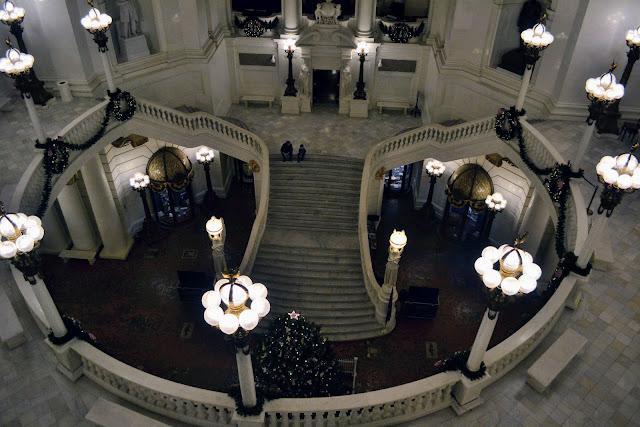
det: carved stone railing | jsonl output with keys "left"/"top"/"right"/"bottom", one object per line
{"left": 264, "top": 371, "right": 460, "bottom": 426}
{"left": 72, "top": 340, "right": 236, "bottom": 426}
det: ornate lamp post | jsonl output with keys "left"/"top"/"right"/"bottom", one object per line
{"left": 597, "top": 26, "right": 640, "bottom": 134}
{"left": 574, "top": 64, "right": 625, "bottom": 168}
{"left": 467, "top": 234, "right": 541, "bottom": 373}
{"left": 81, "top": 0, "right": 115, "bottom": 93}
{"left": 129, "top": 172, "right": 159, "bottom": 240}
{"left": 577, "top": 144, "right": 640, "bottom": 269}
{"left": 481, "top": 192, "right": 507, "bottom": 240}
{"left": 206, "top": 216, "right": 227, "bottom": 280}
{"left": 517, "top": 18, "right": 553, "bottom": 112}
{"left": 283, "top": 38, "right": 297, "bottom": 97}
{"left": 423, "top": 159, "right": 445, "bottom": 217}
{"left": 353, "top": 41, "right": 369, "bottom": 100}
{"left": 196, "top": 147, "right": 217, "bottom": 208}
{"left": 0, "top": 40, "right": 48, "bottom": 143}
{"left": 0, "top": 203, "right": 69, "bottom": 340}
{"left": 0, "top": 1, "right": 52, "bottom": 105}
{"left": 202, "top": 270, "right": 270, "bottom": 409}
{"left": 376, "top": 229, "right": 406, "bottom": 328}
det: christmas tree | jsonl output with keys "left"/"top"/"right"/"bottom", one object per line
{"left": 254, "top": 311, "right": 346, "bottom": 398}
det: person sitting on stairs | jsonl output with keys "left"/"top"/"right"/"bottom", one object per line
{"left": 281, "top": 140, "right": 293, "bottom": 162}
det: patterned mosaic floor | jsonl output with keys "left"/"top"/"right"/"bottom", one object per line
{"left": 0, "top": 95, "right": 639, "bottom": 425}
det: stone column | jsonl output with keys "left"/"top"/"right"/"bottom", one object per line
{"left": 57, "top": 178, "right": 101, "bottom": 263}
{"left": 355, "top": 0, "right": 376, "bottom": 38}
{"left": 23, "top": 95, "right": 47, "bottom": 143}
{"left": 81, "top": 155, "right": 133, "bottom": 260}
{"left": 100, "top": 52, "right": 117, "bottom": 93}
{"left": 576, "top": 214, "right": 608, "bottom": 269}
{"left": 32, "top": 275, "right": 68, "bottom": 338}
{"left": 282, "top": 0, "right": 301, "bottom": 35}
{"left": 236, "top": 346, "right": 257, "bottom": 407}
{"left": 466, "top": 308, "right": 499, "bottom": 372}
{"left": 39, "top": 207, "right": 70, "bottom": 255}
{"left": 515, "top": 67, "right": 533, "bottom": 112}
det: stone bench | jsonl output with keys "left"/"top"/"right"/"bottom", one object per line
{"left": 242, "top": 95, "right": 275, "bottom": 109}
{"left": 526, "top": 328, "right": 587, "bottom": 393}
{"left": 0, "top": 289, "right": 26, "bottom": 349}
{"left": 377, "top": 101, "right": 411, "bottom": 115}
{"left": 85, "top": 398, "right": 170, "bottom": 427}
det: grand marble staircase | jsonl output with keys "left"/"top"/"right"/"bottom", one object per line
{"left": 251, "top": 155, "right": 382, "bottom": 341}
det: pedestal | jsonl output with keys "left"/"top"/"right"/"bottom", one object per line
{"left": 281, "top": 95, "right": 300, "bottom": 115}
{"left": 46, "top": 338, "right": 84, "bottom": 381}
{"left": 232, "top": 411, "right": 266, "bottom": 427}
{"left": 121, "top": 35, "right": 150, "bottom": 62}
{"left": 349, "top": 99, "right": 368, "bottom": 118}
{"left": 299, "top": 95, "right": 311, "bottom": 113}
{"left": 452, "top": 372, "right": 490, "bottom": 413}
{"left": 339, "top": 97, "right": 350, "bottom": 115}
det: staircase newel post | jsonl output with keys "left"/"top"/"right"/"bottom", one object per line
{"left": 375, "top": 230, "right": 406, "bottom": 330}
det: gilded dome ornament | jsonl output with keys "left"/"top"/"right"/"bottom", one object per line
{"left": 445, "top": 164, "right": 494, "bottom": 212}
{"left": 146, "top": 147, "right": 194, "bottom": 193}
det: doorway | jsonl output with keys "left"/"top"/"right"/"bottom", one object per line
{"left": 313, "top": 69, "right": 340, "bottom": 105}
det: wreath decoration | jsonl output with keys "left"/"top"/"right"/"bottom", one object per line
{"left": 234, "top": 16, "right": 279, "bottom": 38}
{"left": 494, "top": 106, "right": 524, "bottom": 141}
{"left": 379, "top": 21, "right": 424, "bottom": 43}
{"left": 434, "top": 350, "right": 486, "bottom": 381}
{"left": 108, "top": 88, "right": 137, "bottom": 122}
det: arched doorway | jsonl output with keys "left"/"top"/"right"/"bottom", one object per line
{"left": 440, "top": 163, "right": 493, "bottom": 241}
{"left": 146, "top": 147, "right": 195, "bottom": 226}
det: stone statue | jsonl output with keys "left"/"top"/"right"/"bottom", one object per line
{"left": 299, "top": 60, "right": 310, "bottom": 97}
{"left": 118, "top": 0, "right": 140, "bottom": 39}
{"left": 340, "top": 65, "right": 351, "bottom": 99}
{"left": 315, "top": 0, "right": 341, "bottom": 25}
{"left": 518, "top": 0, "right": 543, "bottom": 35}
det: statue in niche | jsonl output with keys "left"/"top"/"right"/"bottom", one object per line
{"left": 339, "top": 65, "right": 352, "bottom": 99}
{"left": 299, "top": 60, "right": 310, "bottom": 97}
{"left": 498, "top": 0, "right": 544, "bottom": 75}
{"left": 118, "top": 0, "right": 141, "bottom": 39}
{"left": 314, "top": 0, "right": 341, "bottom": 25}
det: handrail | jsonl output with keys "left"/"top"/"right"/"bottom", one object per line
{"left": 72, "top": 340, "right": 235, "bottom": 426}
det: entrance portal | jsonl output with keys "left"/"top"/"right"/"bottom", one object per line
{"left": 312, "top": 69, "right": 340, "bottom": 104}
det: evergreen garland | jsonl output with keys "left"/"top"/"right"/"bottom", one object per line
{"left": 234, "top": 16, "right": 279, "bottom": 38}
{"left": 254, "top": 313, "right": 346, "bottom": 398}
{"left": 227, "top": 386, "right": 265, "bottom": 417}
{"left": 494, "top": 106, "right": 591, "bottom": 284}
{"left": 34, "top": 90, "right": 137, "bottom": 218}
{"left": 379, "top": 21, "right": 424, "bottom": 43}
{"left": 434, "top": 350, "right": 486, "bottom": 380}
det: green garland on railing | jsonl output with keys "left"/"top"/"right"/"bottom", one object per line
{"left": 495, "top": 106, "right": 591, "bottom": 279}
{"left": 227, "top": 385, "right": 265, "bottom": 417}
{"left": 434, "top": 350, "right": 486, "bottom": 380}
{"left": 34, "top": 90, "right": 136, "bottom": 218}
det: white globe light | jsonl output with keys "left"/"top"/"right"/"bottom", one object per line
{"left": 26, "top": 216, "right": 41, "bottom": 228}
{"left": 474, "top": 257, "right": 493, "bottom": 275}
{"left": 596, "top": 161, "right": 613, "bottom": 176}
{"left": 482, "top": 246, "right": 500, "bottom": 263}
{"left": 518, "top": 275, "right": 537, "bottom": 294}
{"left": 482, "top": 270, "right": 501, "bottom": 289}
{"left": 251, "top": 297, "right": 270, "bottom": 317}
{"left": 502, "top": 250, "right": 522, "bottom": 273}
{"left": 501, "top": 277, "right": 520, "bottom": 296}
{"left": 603, "top": 169, "right": 619, "bottom": 185}
{"left": 26, "top": 225, "right": 44, "bottom": 242}
{"left": 523, "top": 263, "right": 542, "bottom": 280}
{"left": 235, "top": 275, "right": 253, "bottom": 288}
{"left": 206, "top": 216, "right": 223, "bottom": 236}
{"left": 15, "top": 234, "right": 34, "bottom": 253}
{"left": 249, "top": 283, "right": 268, "bottom": 300}
{"left": 201, "top": 290, "right": 220, "bottom": 308}
{"left": 389, "top": 229, "right": 407, "bottom": 249}
{"left": 632, "top": 170, "right": 640, "bottom": 189}
{"left": 239, "top": 309, "right": 259, "bottom": 331}
{"left": 220, "top": 283, "right": 248, "bottom": 307}
{"left": 204, "top": 306, "right": 224, "bottom": 326}
{"left": 0, "top": 214, "right": 20, "bottom": 237}
{"left": 214, "top": 278, "right": 229, "bottom": 292}
{"left": 0, "top": 241, "right": 17, "bottom": 259}
{"left": 219, "top": 313, "right": 240, "bottom": 335}
{"left": 617, "top": 174, "right": 632, "bottom": 190}
{"left": 616, "top": 154, "right": 638, "bottom": 173}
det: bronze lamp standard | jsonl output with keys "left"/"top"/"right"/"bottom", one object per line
{"left": 283, "top": 38, "right": 297, "bottom": 97}
{"left": 353, "top": 41, "right": 369, "bottom": 100}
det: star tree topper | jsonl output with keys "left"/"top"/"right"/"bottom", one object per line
{"left": 288, "top": 310, "right": 300, "bottom": 320}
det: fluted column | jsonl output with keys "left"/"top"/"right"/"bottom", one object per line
{"left": 81, "top": 156, "right": 133, "bottom": 260}
{"left": 32, "top": 275, "right": 68, "bottom": 338}
{"left": 355, "top": 0, "right": 376, "bottom": 37}
{"left": 57, "top": 178, "right": 101, "bottom": 263}
{"left": 282, "top": 0, "right": 301, "bottom": 35}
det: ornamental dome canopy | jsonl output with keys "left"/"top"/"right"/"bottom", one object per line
{"left": 445, "top": 163, "right": 494, "bottom": 212}
{"left": 146, "top": 147, "right": 194, "bottom": 193}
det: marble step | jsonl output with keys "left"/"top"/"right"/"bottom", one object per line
{"left": 258, "top": 244, "right": 360, "bottom": 258}
{"left": 251, "top": 264, "right": 363, "bottom": 280}
{"left": 269, "top": 199, "right": 359, "bottom": 211}
{"left": 269, "top": 294, "right": 372, "bottom": 311}
{"left": 260, "top": 280, "right": 367, "bottom": 297}
{"left": 270, "top": 168, "right": 362, "bottom": 179}
{"left": 267, "top": 303, "right": 375, "bottom": 321}
{"left": 265, "top": 222, "right": 358, "bottom": 232}
{"left": 269, "top": 154, "right": 364, "bottom": 167}
{"left": 269, "top": 182, "right": 361, "bottom": 194}
{"left": 268, "top": 209, "right": 357, "bottom": 221}
{"left": 270, "top": 192, "right": 360, "bottom": 204}
{"left": 254, "top": 254, "right": 361, "bottom": 268}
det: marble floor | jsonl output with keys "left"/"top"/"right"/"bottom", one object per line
{"left": 1, "top": 94, "right": 639, "bottom": 425}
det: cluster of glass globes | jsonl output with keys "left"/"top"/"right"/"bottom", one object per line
{"left": 0, "top": 45, "right": 33, "bottom": 76}
{"left": 129, "top": 172, "right": 150, "bottom": 190}
{"left": 426, "top": 159, "right": 446, "bottom": 177}
{"left": 206, "top": 216, "right": 223, "bottom": 238}
{"left": 474, "top": 244, "right": 541, "bottom": 295}
{"left": 485, "top": 192, "right": 507, "bottom": 212}
{"left": 585, "top": 69, "right": 625, "bottom": 103}
{"left": 389, "top": 229, "right": 407, "bottom": 251}
{"left": 202, "top": 276, "right": 270, "bottom": 335}
{"left": 626, "top": 26, "right": 640, "bottom": 48}
{"left": 81, "top": 6, "right": 112, "bottom": 33}
{"left": 0, "top": 212, "right": 44, "bottom": 259}
{"left": 596, "top": 151, "right": 640, "bottom": 191}
{"left": 0, "top": 1, "right": 25, "bottom": 24}
{"left": 521, "top": 22, "right": 554, "bottom": 49}
{"left": 196, "top": 147, "right": 214, "bottom": 164}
